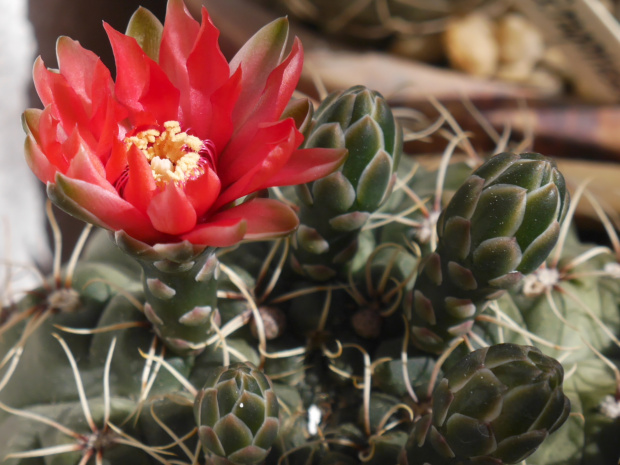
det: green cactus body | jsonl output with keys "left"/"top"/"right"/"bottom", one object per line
{"left": 194, "top": 362, "right": 280, "bottom": 465}
{"left": 408, "top": 152, "right": 569, "bottom": 353}
{"left": 112, "top": 231, "right": 221, "bottom": 356}
{"left": 401, "top": 343, "right": 570, "bottom": 465}
{"left": 290, "top": 85, "right": 402, "bottom": 281}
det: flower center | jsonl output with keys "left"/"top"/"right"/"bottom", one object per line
{"left": 124, "top": 121, "right": 213, "bottom": 187}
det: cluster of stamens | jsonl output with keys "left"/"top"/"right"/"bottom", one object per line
{"left": 122, "top": 121, "right": 214, "bottom": 189}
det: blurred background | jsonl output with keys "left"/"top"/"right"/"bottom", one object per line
{"left": 4, "top": 0, "right": 620, "bottom": 296}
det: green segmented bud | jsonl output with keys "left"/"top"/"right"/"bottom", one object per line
{"left": 400, "top": 343, "right": 570, "bottom": 465}
{"left": 291, "top": 85, "right": 403, "bottom": 280}
{"left": 409, "top": 152, "right": 569, "bottom": 352}
{"left": 194, "top": 362, "right": 280, "bottom": 465}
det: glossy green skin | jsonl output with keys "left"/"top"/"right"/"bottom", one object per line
{"left": 401, "top": 344, "right": 570, "bottom": 465}
{"left": 291, "top": 85, "right": 402, "bottom": 281}
{"left": 194, "top": 362, "right": 280, "bottom": 465}
{"left": 409, "top": 152, "right": 570, "bottom": 353}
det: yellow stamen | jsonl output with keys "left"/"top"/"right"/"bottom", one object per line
{"left": 124, "top": 121, "right": 204, "bottom": 187}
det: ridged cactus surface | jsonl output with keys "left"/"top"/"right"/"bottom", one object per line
{"left": 401, "top": 344, "right": 570, "bottom": 465}
{"left": 409, "top": 152, "right": 569, "bottom": 353}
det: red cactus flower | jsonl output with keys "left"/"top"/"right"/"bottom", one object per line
{"left": 23, "top": 0, "right": 346, "bottom": 247}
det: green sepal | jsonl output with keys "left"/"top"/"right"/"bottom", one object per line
{"left": 125, "top": 6, "right": 164, "bottom": 62}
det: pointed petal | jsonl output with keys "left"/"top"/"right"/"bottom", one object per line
{"left": 24, "top": 136, "right": 57, "bottom": 184}
{"left": 32, "top": 56, "right": 54, "bottom": 107}
{"left": 66, "top": 142, "right": 117, "bottom": 194}
{"left": 36, "top": 107, "right": 70, "bottom": 172}
{"left": 260, "top": 147, "right": 348, "bottom": 188}
{"left": 218, "top": 118, "right": 297, "bottom": 186}
{"left": 186, "top": 8, "right": 231, "bottom": 135}
{"left": 233, "top": 38, "right": 303, "bottom": 143}
{"left": 105, "top": 23, "right": 180, "bottom": 122}
{"left": 230, "top": 17, "right": 289, "bottom": 129}
{"left": 33, "top": 57, "right": 94, "bottom": 146}
{"left": 56, "top": 36, "right": 114, "bottom": 113}
{"left": 184, "top": 165, "right": 221, "bottom": 218}
{"left": 123, "top": 144, "right": 156, "bottom": 213}
{"left": 216, "top": 120, "right": 300, "bottom": 208}
{"left": 22, "top": 108, "right": 42, "bottom": 140}
{"left": 105, "top": 138, "right": 129, "bottom": 184}
{"left": 147, "top": 182, "right": 197, "bottom": 235}
{"left": 211, "top": 198, "right": 298, "bottom": 241}
{"left": 207, "top": 67, "right": 242, "bottom": 151}
{"left": 159, "top": 0, "right": 199, "bottom": 98}
{"left": 50, "top": 173, "right": 161, "bottom": 242}
{"left": 181, "top": 217, "right": 246, "bottom": 247}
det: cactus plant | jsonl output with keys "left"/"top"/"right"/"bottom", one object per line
{"left": 3, "top": 1, "right": 620, "bottom": 465}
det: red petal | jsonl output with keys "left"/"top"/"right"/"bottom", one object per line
{"left": 37, "top": 107, "right": 70, "bottom": 171}
{"left": 52, "top": 173, "right": 161, "bottom": 242}
{"left": 66, "top": 142, "right": 116, "bottom": 194}
{"left": 147, "top": 182, "right": 197, "bottom": 235}
{"left": 123, "top": 144, "right": 156, "bottom": 213}
{"left": 23, "top": 108, "right": 42, "bottom": 141}
{"left": 56, "top": 36, "right": 114, "bottom": 115}
{"left": 211, "top": 198, "right": 298, "bottom": 241}
{"left": 258, "top": 147, "right": 348, "bottom": 188}
{"left": 105, "top": 23, "right": 180, "bottom": 123}
{"left": 208, "top": 67, "right": 242, "bottom": 152}
{"left": 33, "top": 57, "right": 96, "bottom": 148}
{"left": 185, "top": 8, "right": 230, "bottom": 135}
{"left": 184, "top": 165, "right": 221, "bottom": 218}
{"left": 181, "top": 217, "right": 246, "bottom": 246}
{"left": 233, "top": 38, "right": 303, "bottom": 141}
{"left": 159, "top": 0, "right": 199, "bottom": 105}
{"left": 218, "top": 118, "right": 297, "bottom": 187}
{"left": 230, "top": 17, "right": 289, "bottom": 129}
{"left": 24, "top": 136, "right": 57, "bottom": 184}
{"left": 216, "top": 120, "right": 300, "bottom": 208}
{"left": 105, "top": 138, "right": 128, "bottom": 185}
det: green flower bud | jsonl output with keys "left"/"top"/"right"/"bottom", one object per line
{"left": 410, "top": 152, "right": 569, "bottom": 352}
{"left": 291, "top": 85, "right": 403, "bottom": 280}
{"left": 401, "top": 344, "right": 570, "bottom": 465}
{"left": 194, "top": 362, "right": 280, "bottom": 465}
